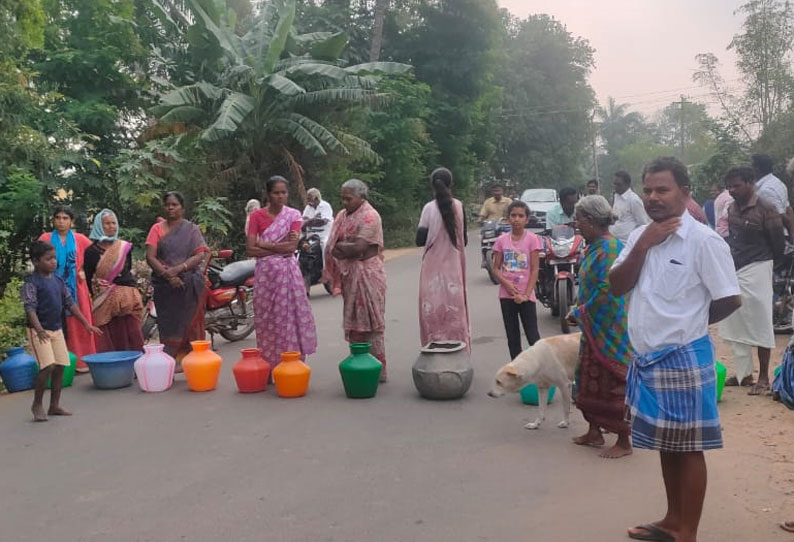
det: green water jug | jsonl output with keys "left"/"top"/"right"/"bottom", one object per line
{"left": 520, "top": 384, "right": 556, "bottom": 405}
{"left": 47, "top": 351, "right": 77, "bottom": 389}
{"left": 339, "top": 343, "right": 382, "bottom": 399}
{"left": 715, "top": 361, "right": 727, "bottom": 403}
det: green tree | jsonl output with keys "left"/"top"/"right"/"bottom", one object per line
{"left": 0, "top": 0, "right": 78, "bottom": 293}
{"left": 145, "top": 0, "right": 409, "bottom": 204}
{"left": 493, "top": 13, "right": 595, "bottom": 188}
{"left": 33, "top": 0, "right": 148, "bottom": 218}
{"left": 394, "top": 0, "right": 503, "bottom": 195}
{"left": 731, "top": 0, "right": 794, "bottom": 132}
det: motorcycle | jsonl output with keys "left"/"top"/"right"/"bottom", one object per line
{"left": 535, "top": 225, "right": 585, "bottom": 334}
{"left": 141, "top": 249, "right": 256, "bottom": 345}
{"left": 298, "top": 227, "right": 331, "bottom": 296}
{"left": 481, "top": 219, "right": 512, "bottom": 284}
{"left": 774, "top": 244, "right": 794, "bottom": 334}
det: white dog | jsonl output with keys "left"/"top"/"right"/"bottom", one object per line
{"left": 488, "top": 333, "right": 581, "bottom": 430}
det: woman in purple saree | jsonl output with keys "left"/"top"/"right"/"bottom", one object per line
{"left": 246, "top": 177, "right": 317, "bottom": 367}
{"left": 145, "top": 192, "right": 210, "bottom": 361}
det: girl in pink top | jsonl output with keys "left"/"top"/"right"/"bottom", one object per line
{"left": 492, "top": 200, "right": 542, "bottom": 360}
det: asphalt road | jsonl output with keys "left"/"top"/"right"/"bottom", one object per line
{"left": 0, "top": 240, "right": 786, "bottom": 541}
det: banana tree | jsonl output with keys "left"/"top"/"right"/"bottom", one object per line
{"left": 148, "top": 0, "right": 411, "bottom": 197}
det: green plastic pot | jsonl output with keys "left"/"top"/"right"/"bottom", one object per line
{"left": 339, "top": 343, "right": 382, "bottom": 399}
{"left": 47, "top": 351, "right": 77, "bottom": 388}
{"left": 520, "top": 384, "right": 555, "bottom": 405}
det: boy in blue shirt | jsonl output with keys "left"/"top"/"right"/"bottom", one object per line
{"left": 21, "top": 241, "right": 101, "bottom": 421}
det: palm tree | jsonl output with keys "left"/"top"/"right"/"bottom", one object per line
{"left": 597, "top": 97, "right": 649, "bottom": 157}
{"left": 148, "top": 0, "right": 410, "bottom": 195}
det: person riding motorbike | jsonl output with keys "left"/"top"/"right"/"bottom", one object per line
{"left": 302, "top": 188, "right": 333, "bottom": 256}
{"left": 479, "top": 184, "right": 512, "bottom": 223}
{"left": 545, "top": 187, "right": 578, "bottom": 229}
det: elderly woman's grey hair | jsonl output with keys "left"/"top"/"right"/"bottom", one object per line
{"left": 341, "top": 178, "right": 369, "bottom": 198}
{"left": 245, "top": 199, "right": 261, "bottom": 214}
{"left": 306, "top": 187, "right": 322, "bottom": 200}
{"left": 574, "top": 195, "right": 616, "bottom": 228}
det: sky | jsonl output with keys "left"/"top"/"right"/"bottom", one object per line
{"left": 497, "top": 0, "right": 746, "bottom": 115}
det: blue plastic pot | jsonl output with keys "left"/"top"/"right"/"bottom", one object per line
{"left": 520, "top": 383, "right": 556, "bottom": 405}
{"left": 0, "top": 346, "right": 38, "bottom": 392}
{"left": 82, "top": 351, "right": 141, "bottom": 389}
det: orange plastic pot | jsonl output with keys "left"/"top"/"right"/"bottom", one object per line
{"left": 182, "top": 340, "right": 222, "bottom": 392}
{"left": 272, "top": 351, "right": 311, "bottom": 398}
{"left": 233, "top": 348, "right": 270, "bottom": 393}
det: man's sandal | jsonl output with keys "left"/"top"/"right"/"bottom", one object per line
{"left": 628, "top": 524, "right": 675, "bottom": 542}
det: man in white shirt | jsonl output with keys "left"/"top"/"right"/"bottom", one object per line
{"left": 302, "top": 188, "right": 334, "bottom": 251}
{"left": 609, "top": 157, "right": 741, "bottom": 542}
{"left": 609, "top": 170, "right": 650, "bottom": 241}
{"left": 753, "top": 153, "right": 794, "bottom": 237}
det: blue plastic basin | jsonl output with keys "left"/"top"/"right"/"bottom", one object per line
{"left": 82, "top": 351, "right": 141, "bottom": 389}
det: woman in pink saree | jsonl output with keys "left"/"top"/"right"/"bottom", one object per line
{"left": 246, "top": 176, "right": 317, "bottom": 367}
{"left": 324, "top": 179, "right": 388, "bottom": 381}
{"left": 415, "top": 168, "right": 470, "bottom": 351}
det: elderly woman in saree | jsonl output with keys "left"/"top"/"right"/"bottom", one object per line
{"left": 415, "top": 167, "right": 470, "bottom": 350}
{"left": 246, "top": 176, "right": 317, "bottom": 368}
{"left": 83, "top": 209, "right": 144, "bottom": 352}
{"left": 145, "top": 192, "right": 210, "bottom": 361}
{"left": 39, "top": 205, "right": 96, "bottom": 371}
{"left": 324, "top": 179, "right": 388, "bottom": 382}
{"left": 568, "top": 195, "right": 633, "bottom": 459}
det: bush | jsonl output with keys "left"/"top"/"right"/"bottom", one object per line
{"left": 0, "top": 277, "right": 29, "bottom": 361}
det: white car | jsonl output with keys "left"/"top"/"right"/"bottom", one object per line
{"left": 520, "top": 188, "right": 558, "bottom": 229}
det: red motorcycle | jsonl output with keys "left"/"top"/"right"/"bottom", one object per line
{"left": 535, "top": 225, "right": 585, "bottom": 334}
{"left": 141, "top": 249, "right": 256, "bottom": 345}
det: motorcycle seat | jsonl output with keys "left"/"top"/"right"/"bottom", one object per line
{"left": 218, "top": 259, "right": 256, "bottom": 286}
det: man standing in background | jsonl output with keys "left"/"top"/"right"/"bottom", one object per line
{"left": 753, "top": 153, "right": 794, "bottom": 238}
{"left": 719, "top": 166, "right": 785, "bottom": 394}
{"left": 610, "top": 171, "right": 650, "bottom": 242}
{"left": 585, "top": 178, "right": 599, "bottom": 195}
{"left": 713, "top": 183, "right": 733, "bottom": 238}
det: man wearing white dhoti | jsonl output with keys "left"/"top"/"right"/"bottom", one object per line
{"left": 719, "top": 166, "right": 786, "bottom": 395}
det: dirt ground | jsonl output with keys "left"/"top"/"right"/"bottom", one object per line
{"left": 711, "top": 325, "right": 794, "bottom": 529}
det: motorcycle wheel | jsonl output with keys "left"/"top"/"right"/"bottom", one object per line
{"left": 550, "top": 281, "right": 560, "bottom": 316}
{"left": 142, "top": 313, "right": 158, "bottom": 343}
{"left": 484, "top": 249, "right": 499, "bottom": 285}
{"left": 219, "top": 297, "right": 255, "bottom": 342}
{"left": 323, "top": 281, "right": 332, "bottom": 295}
{"left": 557, "top": 280, "right": 571, "bottom": 334}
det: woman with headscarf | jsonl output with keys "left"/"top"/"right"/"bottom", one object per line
{"left": 39, "top": 205, "right": 96, "bottom": 371}
{"left": 83, "top": 209, "right": 144, "bottom": 352}
{"left": 569, "top": 195, "right": 634, "bottom": 459}
{"left": 415, "top": 167, "right": 470, "bottom": 351}
{"left": 145, "top": 192, "right": 210, "bottom": 361}
{"left": 324, "top": 179, "right": 388, "bottom": 381}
